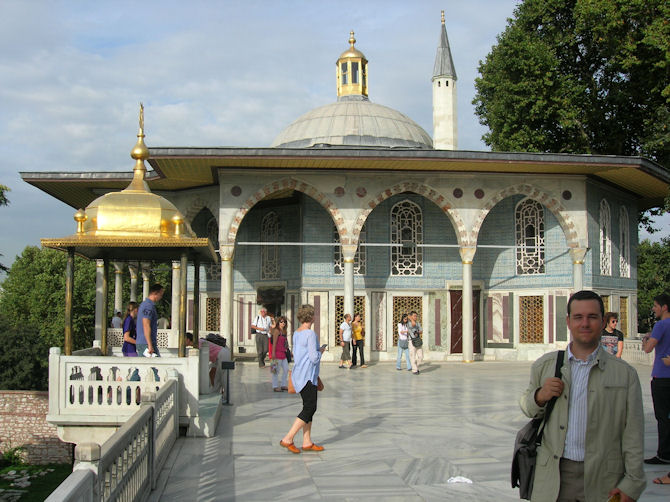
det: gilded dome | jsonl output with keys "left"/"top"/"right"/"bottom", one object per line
{"left": 271, "top": 99, "right": 433, "bottom": 149}
{"left": 79, "top": 105, "right": 194, "bottom": 239}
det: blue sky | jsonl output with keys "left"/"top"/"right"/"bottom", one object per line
{"left": 0, "top": 0, "right": 667, "bottom": 273}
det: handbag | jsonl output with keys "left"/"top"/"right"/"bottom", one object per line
{"left": 286, "top": 371, "right": 323, "bottom": 393}
{"left": 511, "top": 350, "right": 564, "bottom": 500}
{"left": 410, "top": 336, "right": 423, "bottom": 348}
{"left": 285, "top": 347, "right": 292, "bottom": 364}
{"left": 399, "top": 338, "right": 409, "bottom": 349}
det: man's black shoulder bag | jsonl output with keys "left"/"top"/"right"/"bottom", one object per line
{"left": 511, "top": 350, "right": 564, "bottom": 500}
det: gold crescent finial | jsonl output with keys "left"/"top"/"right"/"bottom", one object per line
{"left": 441, "top": 10, "right": 445, "bottom": 24}
{"left": 349, "top": 30, "right": 356, "bottom": 47}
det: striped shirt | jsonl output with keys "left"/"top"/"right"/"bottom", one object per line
{"left": 563, "top": 343, "right": 598, "bottom": 461}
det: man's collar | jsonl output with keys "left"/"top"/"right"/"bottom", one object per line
{"left": 567, "top": 342, "right": 599, "bottom": 363}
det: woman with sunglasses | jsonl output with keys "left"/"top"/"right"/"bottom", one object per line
{"left": 271, "top": 316, "right": 290, "bottom": 391}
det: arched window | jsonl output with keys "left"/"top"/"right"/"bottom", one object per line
{"left": 261, "top": 211, "right": 280, "bottom": 280}
{"left": 333, "top": 224, "right": 366, "bottom": 275}
{"left": 619, "top": 206, "right": 630, "bottom": 278}
{"left": 515, "top": 198, "right": 545, "bottom": 275}
{"left": 600, "top": 199, "right": 611, "bottom": 276}
{"left": 391, "top": 200, "right": 423, "bottom": 276}
{"left": 205, "top": 217, "right": 220, "bottom": 280}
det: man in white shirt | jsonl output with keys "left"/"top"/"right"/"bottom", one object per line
{"left": 338, "top": 314, "right": 352, "bottom": 369}
{"left": 252, "top": 308, "right": 273, "bottom": 367}
{"left": 111, "top": 311, "right": 123, "bottom": 329}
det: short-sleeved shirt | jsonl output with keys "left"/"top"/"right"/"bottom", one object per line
{"left": 121, "top": 315, "right": 137, "bottom": 355}
{"left": 651, "top": 318, "right": 670, "bottom": 378}
{"left": 408, "top": 320, "right": 422, "bottom": 340}
{"left": 340, "top": 321, "right": 352, "bottom": 342}
{"left": 111, "top": 315, "right": 123, "bottom": 328}
{"left": 253, "top": 315, "right": 272, "bottom": 336}
{"left": 600, "top": 328, "right": 623, "bottom": 356}
{"left": 136, "top": 298, "right": 158, "bottom": 346}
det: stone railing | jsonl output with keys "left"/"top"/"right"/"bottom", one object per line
{"left": 47, "top": 347, "right": 200, "bottom": 443}
{"left": 622, "top": 339, "right": 654, "bottom": 366}
{"left": 46, "top": 375, "right": 179, "bottom": 501}
{"left": 108, "top": 328, "right": 177, "bottom": 349}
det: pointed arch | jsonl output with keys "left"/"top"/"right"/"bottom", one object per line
{"left": 471, "top": 184, "right": 580, "bottom": 248}
{"left": 619, "top": 206, "right": 630, "bottom": 278}
{"left": 183, "top": 195, "right": 218, "bottom": 225}
{"left": 225, "top": 177, "right": 346, "bottom": 245}
{"left": 352, "top": 181, "right": 466, "bottom": 246}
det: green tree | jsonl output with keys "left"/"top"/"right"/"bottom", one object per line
{"left": 0, "top": 246, "right": 97, "bottom": 350}
{"left": 0, "top": 315, "right": 49, "bottom": 391}
{"left": 637, "top": 238, "right": 670, "bottom": 332}
{"left": 473, "top": 0, "right": 670, "bottom": 227}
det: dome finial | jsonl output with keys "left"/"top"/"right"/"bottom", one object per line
{"left": 349, "top": 30, "right": 356, "bottom": 48}
{"left": 441, "top": 10, "right": 445, "bottom": 25}
{"left": 126, "top": 102, "right": 151, "bottom": 192}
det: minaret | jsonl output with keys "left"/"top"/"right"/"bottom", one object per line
{"left": 336, "top": 31, "right": 369, "bottom": 101}
{"left": 432, "top": 11, "right": 457, "bottom": 150}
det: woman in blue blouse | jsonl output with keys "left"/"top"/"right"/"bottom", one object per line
{"left": 279, "top": 304, "right": 325, "bottom": 454}
{"left": 121, "top": 302, "right": 139, "bottom": 356}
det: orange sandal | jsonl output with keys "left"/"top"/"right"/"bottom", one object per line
{"left": 279, "top": 440, "right": 301, "bottom": 454}
{"left": 302, "top": 443, "right": 324, "bottom": 451}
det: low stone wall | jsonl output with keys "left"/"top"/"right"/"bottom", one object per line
{"left": 0, "top": 390, "right": 72, "bottom": 465}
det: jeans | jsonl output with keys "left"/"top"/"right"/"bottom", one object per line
{"left": 272, "top": 358, "right": 289, "bottom": 388}
{"left": 136, "top": 343, "right": 160, "bottom": 357}
{"left": 396, "top": 344, "right": 411, "bottom": 369}
{"left": 652, "top": 377, "right": 670, "bottom": 460}
{"left": 352, "top": 340, "right": 365, "bottom": 366}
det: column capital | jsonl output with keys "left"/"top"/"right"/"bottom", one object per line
{"left": 459, "top": 246, "right": 477, "bottom": 264}
{"left": 112, "top": 261, "right": 124, "bottom": 273}
{"left": 341, "top": 244, "right": 358, "bottom": 261}
{"left": 127, "top": 263, "right": 138, "bottom": 279}
{"left": 569, "top": 247, "right": 588, "bottom": 265}
{"left": 172, "top": 260, "right": 180, "bottom": 270}
{"left": 96, "top": 259, "right": 105, "bottom": 268}
{"left": 220, "top": 244, "right": 235, "bottom": 261}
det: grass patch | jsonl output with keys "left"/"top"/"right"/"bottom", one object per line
{"left": 0, "top": 464, "right": 71, "bottom": 501}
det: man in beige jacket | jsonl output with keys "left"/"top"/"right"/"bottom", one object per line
{"left": 520, "top": 290, "right": 645, "bottom": 501}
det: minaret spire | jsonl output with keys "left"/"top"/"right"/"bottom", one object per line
{"left": 432, "top": 11, "right": 458, "bottom": 150}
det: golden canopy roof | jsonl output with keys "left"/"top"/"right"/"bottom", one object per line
{"left": 41, "top": 105, "right": 217, "bottom": 263}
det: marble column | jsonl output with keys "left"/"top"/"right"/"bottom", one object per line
{"left": 113, "top": 262, "right": 123, "bottom": 314}
{"left": 569, "top": 247, "right": 587, "bottom": 292}
{"left": 128, "top": 263, "right": 138, "bottom": 302}
{"left": 342, "top": 245, "right": 357, "bottom": 319}
{"left": 64, "top": 248, "right": 74, "bottom": 355}
{"left": 459, "top": 246, "right": 477, "bottom": 363}
{"left": 101, "top": 259, "right": 109, "bottom": 356}
{"left": 141, "top": 262, "right": 151, "bottom": 300}
{"left": 220, "top": 245, "right": 235, "bottom": 350}
{"left": 178, "top": 252, "right": 188, "bottom": 357}
{"left": 171, "top": 261, "right": 181, "bottom": 330}
{"left": 193, "top": 258, "right": 200, "bottom": 343}
{"left": 94, "top": 259, "right": 105, "bottom": 343}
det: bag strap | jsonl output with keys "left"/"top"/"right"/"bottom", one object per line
{"left": 536, "top": 350, "right": 565, "bottom": 444}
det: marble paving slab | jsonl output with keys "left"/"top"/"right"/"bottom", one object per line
{"left": 150, "top": 360, "right": 667, "bottom": 501}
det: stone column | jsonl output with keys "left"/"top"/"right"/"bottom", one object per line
{"left": 101, "top": 259, "right": 109, "bottom": 356}
{"left": 569, "top": 247, "right": 587, "bottom": 292}
{"left": 141, "top": 262, "right": 151, "bottom": 299}
{"left": 113, "top": 262, "right": 123, "bottom": 314}
{"left": 342, "top": 245, "right": 357, "bottom": 319}
{"left": 94, "top": 259, "right": 105, "bottom": 343}
{"left": 171, "top": 261, "right": 181, "bottom": 330}
{"left": 128, "top": 263, "right": 138, "bottom": 302}
{"left": 178, "top": 252, "right": 188, "bottom": 357}
{"left": 64, "top": 248, "right": 75, "bottom": 355}
{"left": 459, "top": 246, "right": 477, "bottom": 363}
{"left": 220, "top": 245, "right": 235, "bottom": 351}
{"left": 193, "top": 258, "right": 200, "bottom": 343}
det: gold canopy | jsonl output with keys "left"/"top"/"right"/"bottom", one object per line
{"left": 42, "top": 104, "right": 217, "bottom": 263}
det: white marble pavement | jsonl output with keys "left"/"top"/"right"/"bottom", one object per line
{"left": 150, "top": 360, "right": 669, "bottom": 501}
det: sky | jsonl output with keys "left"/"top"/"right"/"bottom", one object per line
{"left": 0, "top": 0, "right": 668, "bottom": 274}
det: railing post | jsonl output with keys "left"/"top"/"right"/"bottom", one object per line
{"left": 141, "top": 390, "right": 157, "bottom": 489}
{"left": 48, "top": 347, "right": 61, "bottom": 417}
{"left": 74, "top": 442, "right": 101, "bottom": 499}
{"left": 166, "top": 369, "right": 179, "bottom": 444}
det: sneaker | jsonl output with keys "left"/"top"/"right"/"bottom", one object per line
{"left": 407, "top": 369, "right": 412, "bottom": 371}
{"left": 396, "top": 367, "right": 402, "bottom": 371}
{"left": 361, "top": 365, "right": 368, "bottom": 368}
{"left": 645, "top": 456, "right": 670, "bottom": 465}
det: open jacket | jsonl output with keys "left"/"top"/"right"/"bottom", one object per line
{"left": 520, "top": 347, "right": 645, "bottom": 501}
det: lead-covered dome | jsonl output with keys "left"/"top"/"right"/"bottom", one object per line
{"left": 271, "top": 31, "right": 433, "bottom": 149}
{"left": 271, "top": 98, "right": 433, "bottom": 148}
